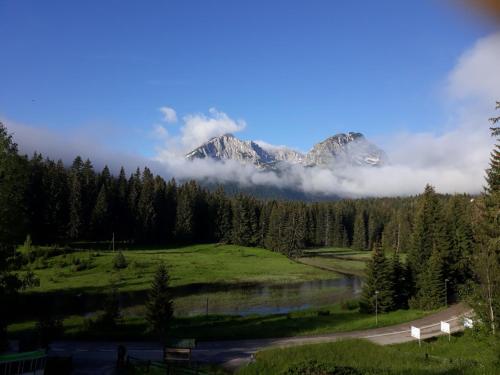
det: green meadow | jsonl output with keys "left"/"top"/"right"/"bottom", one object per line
{"left": 238, "top": 332, "right": 500, "bottom": 375}
{"left": 26, "top": 244, "right": 337, "bottom": 294}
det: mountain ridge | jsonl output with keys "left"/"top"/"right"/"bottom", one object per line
{"left": 186, "top": 131, "right": 386, "bottom": 169}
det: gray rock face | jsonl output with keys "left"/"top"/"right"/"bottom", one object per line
{"left": 185, "top": 134, "right": 275, "bottom": 167}
{"left": 185, "top": 132, "right": 386, "bottom": 169}
{"left": 304, "top": 132, "right": 386, "bottom": 167}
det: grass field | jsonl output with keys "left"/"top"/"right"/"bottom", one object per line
{"left": 300, "top": 247, "right": 407, "bottom": 276}
{"left": 26, "top": 244, "right": 337, "bottom": 294}
{"left": 238, "top": 332, "right": 500, "bottom": 375}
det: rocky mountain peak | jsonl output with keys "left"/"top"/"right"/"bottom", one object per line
{"left": 186, "top": 131, "right": 386, "bottom": 169}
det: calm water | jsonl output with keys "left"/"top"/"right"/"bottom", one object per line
{"left": 174, "top": 275, "right": 363, "bottom": 317}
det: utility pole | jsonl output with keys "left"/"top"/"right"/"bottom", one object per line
{"left": 112, "top": 232, "right": 115, "bottom": 252}
{"left": 375, "top": 290, "right": 379, "bottom": 326}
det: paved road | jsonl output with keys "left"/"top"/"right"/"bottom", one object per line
{"left": 50, "top": 303, "right": 470, "bottom": 374}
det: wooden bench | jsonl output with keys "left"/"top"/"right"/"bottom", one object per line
{"left": 164, "top": 339, "right": 196, "bottom": 363}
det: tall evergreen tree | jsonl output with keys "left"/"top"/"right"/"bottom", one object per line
{"left": 412, "top": 247, "right": 446, "bottom": 310}
{"left": 470, "top": 102, "right": 500, "bottom": 335}
{"left": 68, "top": 157, "right": 84, "bottom": 239}
{"left": 352, "top": 209, "right": 368, "bottom": 251}
{"left": 360, "top": 244, "right": 394, "bottom": 313}
{"left": 91, "top": 185, "right": 110, "bottom": 240}
{"left": 408, "top": 185, "right": 451, "bottom": 300}
{"left": 0, "top": 123, "right": 28, "bottom": 244}
{"left": 146, "top": 263, "right": 174, "bottom": 344}
{"left": 137, "top": 168, "right": 156, "bottom": 241}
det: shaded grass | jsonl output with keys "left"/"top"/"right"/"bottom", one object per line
{"left": 238, "top": 332, "right": 500, "bottom": 375}
{"left": 301, "top": 247, "right": 408, "bottom": 276}
{"left": 299, "top": 256, "right": 366, "bottom": 277}
{"left": 8, "top": 303, "right": 432, "bottom": 341}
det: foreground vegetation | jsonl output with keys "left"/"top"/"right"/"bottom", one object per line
{"left": 239, "top": 332, "right": 500, "bottom": 375}
{"left": 8, "top": 300, "right": 433, "bottom": 341}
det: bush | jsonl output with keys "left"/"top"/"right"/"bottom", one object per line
{"left": 341, "top": 299, "right": 359, "bottom": 311}
{"left": 70, "top": 256, "right": 94, "bottom": 272}
{"left": 113, "top": 251, "right": 128, "bottom": 270}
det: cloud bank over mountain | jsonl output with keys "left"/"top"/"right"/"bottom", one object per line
{"left": 2, "top": 32, "right": 498, "bottom": 198}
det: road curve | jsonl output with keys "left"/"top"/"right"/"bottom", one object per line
{"left": 50, "top": 303, "right": 471, "bottom": 374}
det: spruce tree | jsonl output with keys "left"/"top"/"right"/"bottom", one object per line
{"left": 390, "top": 252, "right": 409, "bottom": 309}
{"left": 408, "top": 185, "right": 452, "bottom": 302}
{"left": 412, "top": 247, "right": 446, "bottom": 310}
{"left": 91, "top": 185, "right": 110, "bottom": 240}
{"left": 0, "top": 123, "right": 28, "bottom": 244}
{"left": 146, "top": 263, "right": 174, "bottom": 344}
{"left": 360, "top": 244, "right": 395, "bottom": 313}
{"left": 470, "top": 102, "right": 500, "bottom": 335}
{"left": 352, "top": 209, "right": 368, "bottom": 251}
{"left": 137, "top": 168, "right": 157, "bottom": 241}
{"left": 68, "top": 157, "right": 84, "bottom": 240}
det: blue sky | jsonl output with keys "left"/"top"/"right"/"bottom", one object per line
{"left": 0, "top": 0, "right": 495, "bottom": 156}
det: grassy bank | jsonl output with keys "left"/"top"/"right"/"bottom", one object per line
{"left": 300, "top": 247, "right": 407, "bottom": 277}
{"left": 8, "top": 302, "right": 432, "bottom": 341}
{"left": 238, "top": 332, "right": 500, "bottom": 375}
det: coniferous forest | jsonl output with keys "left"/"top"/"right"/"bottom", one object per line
{"left": 1, "top": 107, "right": 500, "bottom": 345}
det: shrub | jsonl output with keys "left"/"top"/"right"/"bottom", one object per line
{"left": 70, "top": 256, "right": 94, "bottom": 272}
{"left": 341, "top": 300, "right": 359, "bottom": 311}
{"left": 113, "top": 251, "right": 128, "bottom": 270}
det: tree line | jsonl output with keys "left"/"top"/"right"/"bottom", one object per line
{"left": 0, "top": 124, "right": 473, "bottom": 259}
{"left": 1, "top": 100, "right": 499, "bottom": 343}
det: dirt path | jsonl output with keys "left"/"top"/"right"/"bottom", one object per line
{"left": 50, "top": 303, "right": 471, "bottom": 374}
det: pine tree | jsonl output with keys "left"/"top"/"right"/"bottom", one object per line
{"left": 407, "top": 185, "right": 451, "bottom": 300}
{"left": 360, "top": 244, "right": 395, "bottom": 313}
{"left": 412, "top": 247, "right": 446, "bottom": 310}
{"left": 470, "top": 102, "right": 500, "bottom": 335}
{"left": 146, "top": 263, "right": 174, "bottom": 344}
{"left": 68, "top": 157, "right": 84, "bottom": 240}
{"left": 445, "top": 195, "right": 474, "bottom": 288}
{"left": 0, "top": 123, "right": 28, "bottom": 349}
{"left": 137, "top": 168, "right": 156, "bottom": 241}
{"left": 99, "top": 281, "right": 122, "bottom": 328}
{"left": 390, "top": 252, "right": 409, "bottom": 309}
{"left": 0, "top": 123, "right": 28, "bottom": 244}
{"left": 352, "top": 209, "right": 368, "bottom": 251}
{"left": 91, "top": 185, "right": 110, "bottom": 240}
{"left": 214, "top": 187, "right": 232, "bottom": 243}
{"left": 115, "top": 167, "right": 129, "bottom": 239}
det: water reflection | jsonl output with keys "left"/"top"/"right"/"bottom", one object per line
{"left": 175, "top": 275, "right": 363, "bottom": 316}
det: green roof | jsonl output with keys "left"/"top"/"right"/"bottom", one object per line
{"left": 0, "top": 350, "right": 46, "bottom": 363}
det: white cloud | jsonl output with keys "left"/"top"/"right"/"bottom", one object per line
{"left": 447, "top": 32, "right": 500, "bottom": 102}
{"left": 179, "top": 108, "right": 246, "bottom": 151}
{"left": 2, "top": 32, "right": 497, "bottom": 198}
{"left": 159, "top": 106, "right": 178, "bottom": 123}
